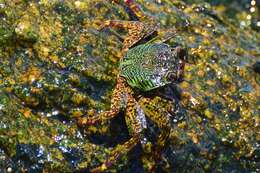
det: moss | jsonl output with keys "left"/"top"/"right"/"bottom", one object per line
{"left": 0, "top": 0, "right": 259, "bottom": 172}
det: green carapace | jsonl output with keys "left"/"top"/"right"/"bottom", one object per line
{"left": 120, "top": 43, "right": 184, "bottom": 91}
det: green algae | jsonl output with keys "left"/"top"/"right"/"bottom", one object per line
{"left": 0, "top": 0, "right": 259, "bottom": 172}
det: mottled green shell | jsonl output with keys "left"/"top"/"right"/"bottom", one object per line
{"left": 119, "top": 43, "right": 178, "bottom": 91}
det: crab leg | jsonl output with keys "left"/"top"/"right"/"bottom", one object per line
{"left": 138, "top": 97, "right": 171, "bottom": 161}
{"left": 111, "top": 0, "right": 153, "bottom": 21}
{"left": 97, "top": 0, "right": 159, "bottom": 54}
{"left": 78, "top": 77, "right": 128, "bottom": 125}
{"left": 90, "top": 135, "right": 140, "bottom": 173}
{"left": 123, "top": 0, "right": 153, "bottom": 21}
{"left": 99, "top": 20, "right": 158, "bottom": 55}
{"left": 90, "top": 89, "right": 144, "bottom": 173}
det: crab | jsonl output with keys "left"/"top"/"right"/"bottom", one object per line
{"left": 78, "top": 0, "right": 187, "bottom": 172}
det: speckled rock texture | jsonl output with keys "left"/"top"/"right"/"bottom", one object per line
{"left": 0, "top": 0, "right": 259, "bottom": 172}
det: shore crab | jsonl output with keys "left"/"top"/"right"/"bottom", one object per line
{"left": 78, "top": 0, "right": 187, "bottom": 172}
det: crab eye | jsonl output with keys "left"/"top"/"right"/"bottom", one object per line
{"left": 171, "top": 46, "right": 187, "bottom": 61}
{"left": 166, "top": 72, "right": 177, "bottom": 81}
{"left": 176, "top": 47, "right": 187, "bottom": 61}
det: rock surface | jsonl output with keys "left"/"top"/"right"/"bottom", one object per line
{"left": 0, "top": 0, "right": 259, "bottom": 172}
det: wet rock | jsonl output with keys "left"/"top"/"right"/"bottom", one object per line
{"left": 0, "top": 0, "right": 259, "bottom": 172}
{"left": 253, "top": 61, "right": 260, "bottom": 74}
{"left": 14, "top": 15, "right": 39, "bottom": 45}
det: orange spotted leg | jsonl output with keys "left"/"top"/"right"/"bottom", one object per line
{"left": 90, "top": 87, "right": 145, "bottom": 172}
{"left": 78, "top": 77, "right": 127, "bottom": 126}
{"left": 98, "top": 0, "right": 159, "bottom": 54}
{"left": 111, "top": 0, "right": 154, "bottom": 21}
{"left": 98, "top": 20, "right": 159, "bottom": 55}
{"left": 138, "top": 97, "right": 171, "bottom": 171}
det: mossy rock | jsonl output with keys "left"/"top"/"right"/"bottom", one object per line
{"left": 0, "top": 0, "right": 259, "bottom": 172}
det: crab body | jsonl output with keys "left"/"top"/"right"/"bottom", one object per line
{"left": 78, "top": 1, "right": 186, "bottom": 172}
{"left": 120, "top": 43, "right": 181, "bottom": 91}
